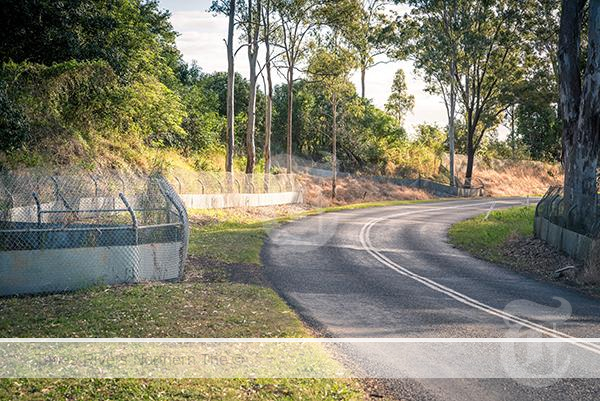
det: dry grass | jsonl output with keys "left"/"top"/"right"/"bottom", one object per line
{"left": 452, "top": 155, "right": 562, "bottom": 196}
{"left": 580, "top": 241, "right": 600, "bottom": 285}
{"left": 297, "top": 174, "right": 431, "bottom": 207}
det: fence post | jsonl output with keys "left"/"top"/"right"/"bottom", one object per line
{"left": 119, "top": 193, "right": 138, "bottom": 245}
{"left": 173, "top": 175, "right": 182, "bottom": 194}
{"left": 156, "top": 177, "right": 189, "bottom": 281}
{"left": 50, "top": 176, "right": 71, "bottom": 210}
{"left": 32, "top": 192, "right": 42, "bottom": 227}
{"left": 89, "top": 173, "right": 99, "bottom": 197}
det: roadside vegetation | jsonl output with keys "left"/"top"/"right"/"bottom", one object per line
{"left": 1, "top": 0, "right": 564, "bottom": 192}
{"left": 448, "top": 206, "right": 536, "bottom": 264}
{"left": 449, "top": 206, "right": 600, "bottom": 298}
{"left": 0, "top": 205, "right": 377, "bottom": 400}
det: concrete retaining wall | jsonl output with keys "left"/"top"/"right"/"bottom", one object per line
{"left": 534, "top": 216, "right": 594, "bottom": 261}
{"left": 0, "top": 242, "right": 181, "bottom": 296}
{"left": 180, "top": 191, "right": 303, "bottom": 209}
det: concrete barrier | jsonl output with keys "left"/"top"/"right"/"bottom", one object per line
{"left": 534, "top": 216, "right": 595, "bottom": 261}
{"left": 180, "top": 191, "right": 303, "bottom": 209}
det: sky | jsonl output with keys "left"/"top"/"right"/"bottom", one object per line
{"left": 158, "top": 0, "right": 448, "bottom": 135}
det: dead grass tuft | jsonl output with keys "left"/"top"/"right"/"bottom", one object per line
{"left": 580, "top": 241, "right": 600, "bottom": 285}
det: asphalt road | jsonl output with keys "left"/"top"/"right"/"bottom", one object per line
{"left": 262, "top": 198, "right": 600, "bottom": 401}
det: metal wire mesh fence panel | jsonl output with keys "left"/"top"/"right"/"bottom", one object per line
{"left": 0, "top": 169, "right": 189, "bottom": 296}
{"left": 534, "top": 186, "right": 600, "bottom": 237}
{"left": 168, "top": 172, "right": 299, "bottom": 195}
{"left": 534, "top": 186, "right": 600, "bottom": 261}
{"left": 165, "top": 172, "right": 303, "bottom": 209}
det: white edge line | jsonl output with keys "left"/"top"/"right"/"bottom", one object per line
{"left": 358, "top": 200, "right": 600, "bottom": 356}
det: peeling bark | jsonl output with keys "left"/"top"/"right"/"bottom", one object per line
{"left": 559, "top": 0, "right": 600, "bottom": 231}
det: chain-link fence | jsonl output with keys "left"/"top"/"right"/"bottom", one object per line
{"left": 535, "top": 186, "right": 600, "bottom": 238}
{"left": 168, "top": 172, "right": 299, "bottom": 195}
{"left": 0, "top": 169, "right": 188, "bottom": 296}
{"left": 534, "top": 186, "right": 600, "bottom": 261}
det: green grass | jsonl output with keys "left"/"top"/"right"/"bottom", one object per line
{"left": 448, "top": 206, "right": 535, "bottom": 263}
{"left": 2, "top": 200, "right": 452, "bottom": 399}
{"left": 0, "top": 284, "right": 305, "bottom": 338}
{"left": 0, "top": 206, "right": 371, "bottom": 400}
{"left": 189, "top": 220, "right": 267, "bottom": 265}
{"left": 0, "top": 378, "right": 363, "bottom": 401}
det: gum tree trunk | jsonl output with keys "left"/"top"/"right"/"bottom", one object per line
{"left": 245, "top": 0, "right": 261, "bottom": 174}
{"left": 331, "top": 94, "right": 338, "bottom": 199}
{"left": 263, "top": 0, "right": 273, "bottom": 176}
{"left": 558, "top": 0, "right": 600, "bottom": 231}
{"left": 225, "top": 0, "right": 236, "bottom": 173}
{"left": 286, "top": 67, "right": 294, "bottom": 173}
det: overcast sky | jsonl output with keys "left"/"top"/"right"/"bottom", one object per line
{"left": 158, "top": 0, "right": 448, "bottom": 135}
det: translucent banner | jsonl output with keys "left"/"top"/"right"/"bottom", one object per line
{"left": 2, "top": 339, "right": 600, "bottom": 379}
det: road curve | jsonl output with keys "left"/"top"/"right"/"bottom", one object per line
{"left": 262, "top": 198, "right": 600, "bottom": 401}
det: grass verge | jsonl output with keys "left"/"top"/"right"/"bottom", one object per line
{"left": 447, "top": 206, "right": 600, "bottom": 298}
{"left": 0, "top": 204, "right": 378, "bottom": 400}
{"left": 447, "top": 206, "right": 535, "bottom": 264}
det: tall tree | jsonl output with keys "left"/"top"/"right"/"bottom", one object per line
{"left": 396, "top": 0, "right": 459, "bottom": 186}
{"left": 401, "top": 0, "right": 525, "bottom": 188}
{"left": 241, "top": 0, "right": 262, "bottom": 173}
{"left": 262, "top": 0, "right": 276, "bottom": 174}
{"left": 558, "top": 0, "right": 600, "bottom": 232}
{"left": 385, "top": 69, "right": 414, "bottom": 124}
{"left": 274, "top": 0, "right": 320, "bottom": 173}
{"left": 308, "top": 47, "right": 356, "bottom": 198}
{"left": 211, "top": 0, "right": 238, "bottom": 173}
{"left": 351, "top": 0, "right": 397, "bottom": 98}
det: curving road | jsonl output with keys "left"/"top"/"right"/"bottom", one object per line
{"left": 262, "top": 198, "right": 600, "bottom": 401}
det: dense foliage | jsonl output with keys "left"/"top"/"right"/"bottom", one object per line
{"left": 0, "top": 0, "right": 562, "bottom": 177}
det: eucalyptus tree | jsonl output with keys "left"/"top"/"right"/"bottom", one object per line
{"left": 396, "top": 0, "right": 459, "bottom": 186}
{"left": 273, "top": 0, "right": 322, "bottom": 173}
{"left": 307, "top": 44, "right": 356, "bottom": 198}
{"left": 210, "top": 0, "right": 240, "bottom": 172}
{"left": 350, "top": 0, "right": 398, "bottom": 98}
{"left": 558, "top": 0, "right": 600, "bottom": 232}
{"left": 240, "top": 0, "right": 263, "bottom": 173}
{"left": 385, "top": 69, "right": 414, "bottom": 125}
{"left": 307, "top": 0, "right": 361, "bottom": 196}
{"left": 400, "top": 0, "right": 526, "bottom": 188}
{"left": 261, "top": 0, "right": 277, "bottom": 174}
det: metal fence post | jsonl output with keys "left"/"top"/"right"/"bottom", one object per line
{"left": 32, "top": 192, "right": 42, "bottom": 227}
{"left": 173, "top": 175, "right": 182, "bottom": 194}
{"left": 119, "top": 193, "right": 138, "bottom": 245}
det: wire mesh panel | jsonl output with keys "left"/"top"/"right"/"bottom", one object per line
{"left": 169, "top": 172, "right": 299, "bottom": 195}
{"left": 166, "top": 172, "right": 303, "bottom": 210}
{"left": 0, "top": 169, "right": 189, "bottom": 296}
